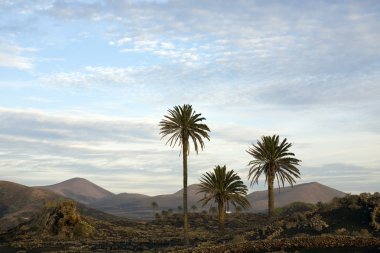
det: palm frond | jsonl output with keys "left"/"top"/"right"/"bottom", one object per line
{"left": 197, "top": 165, "right": 250, "bottom": 209}
{"left": 159, "top": 104, "right": 210, "bottom": 155}
{"left": 247, "top": 134, "right": 301, "bottom": 188}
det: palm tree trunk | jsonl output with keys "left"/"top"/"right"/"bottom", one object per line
{"left": 182, "top": 139, "right": 189, "bottom": 245}
{"left": 268, "top": 174, "right": 275, "bottom": 216}
{"left": 218, "top": 201, "right": 225, "bottom": 233}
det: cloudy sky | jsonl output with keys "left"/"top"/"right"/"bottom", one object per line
{"left": 1, "top": 0, "right": 379, "bottom": 195}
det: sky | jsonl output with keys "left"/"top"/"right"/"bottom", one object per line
{"left": 0, "top": 0, "right": 379, "bottom": 196}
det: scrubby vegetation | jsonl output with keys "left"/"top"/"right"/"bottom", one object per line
{"left": 5, "top": 200, "right": 95, "bottom": 240}
{"left": 0, "top": 193, "right": 379, "bottom": 252}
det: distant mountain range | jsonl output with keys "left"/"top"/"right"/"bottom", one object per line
{"left": 89, "top": 181, "right": 346, "bottom": 218}
{"left": 0, "top": 178, "right": 346, "bottom": 222}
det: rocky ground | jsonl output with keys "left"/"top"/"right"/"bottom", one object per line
{"left": 0, "top": 193, "right": 379, "bottom": 252}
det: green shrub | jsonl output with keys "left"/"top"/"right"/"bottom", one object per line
{"left": 309, "top": 214, "right": 328, "bottom": 231}
{"left": 335, "top": 228, "right": 349, "bottom": 235}
{"left": 371, "top": 207, "right": 380, "bottom": 231}
{"left": 275, "top": 202, "right": 317, "bottom": 217}
{"left": 351, "top": 229, "right": 371, "bottom": 237}
{"left": 73, "top": 220, "right": 95, "bottom": 237}
{"left": 231, "top": 234, "right": 247, "bottom": 244}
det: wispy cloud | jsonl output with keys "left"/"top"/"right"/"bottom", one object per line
{"left": 0, "top": 108, "right": 180, "bottom": 194}
{"left": 0, "top": 42, "right": 36, "bottom": 70}
{"left": 39, "top": 66, "right": 143, "bottom": 87}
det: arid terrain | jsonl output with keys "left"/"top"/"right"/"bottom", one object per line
{"left": 0, "top": 179, "right": 379, "bottom": 252}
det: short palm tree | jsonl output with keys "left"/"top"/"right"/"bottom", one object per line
{"left": 159, "top": 104, "right": 210, "bottom": 245}
{"left": 247, "top": 135, "right": 301, "bottom": 216}
{"left": 198, "top": 165, "right": 250, "bottom": 232}
{"left": 151, "top": 201, "right": 158, "bottom": 217}
{"left": 161, "top": 210, "right": 169, "bottom": 218}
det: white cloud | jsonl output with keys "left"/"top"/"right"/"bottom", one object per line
{"left": 39, "top": 66, "right": 142, "bottom": 87}
{"left": 0, "top": 42, "right": 36, "bottom": 70}
{"left": 37, "top": 64, "right": 214, "bottom": 95}
{"left": 4, "top": 1, "right": 380, "bottom": 77}
{"left": 113, "top": 34, "right": 205, "bottom": 65}
{"left": 0, "top": 53, "right": 32, "bottom": 69}
{"left": 161, "top": 41, "right": 174, "bottom": 49}
{"left": 114, "top": 37, "right": 132, "bottom": 46}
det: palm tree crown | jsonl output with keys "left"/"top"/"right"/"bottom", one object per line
{"left": 247, "top": 135, "right": 301, "bottom": 215}
{"left": 159, "top": 104, "right": 210, "bottom": 154}
{"left": 198, "top": 165, "right": 250, "bottom": 232}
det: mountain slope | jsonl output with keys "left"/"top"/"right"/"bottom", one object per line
{"left": 0, "top": 180, "right": 63, "bottom": 231}
{"left": 90, "top": 192, "right": 151, "bottom": 217}
{"left": 0, "top": 180, "right": 133, "bottom": 233}
{"left": 43, "top": 177, "right": 114, "bottom": 205}
{"left": 151, "top": 184, "right": 203, "bottom": 208}
{"left": 91, "top": 182, "right": 346, "bottom": 218}
{"left": 90, "top": 184, "right": 203, "bottom": 218}
{"left": 247, "top": 182, "right": 347, "bottom": 212}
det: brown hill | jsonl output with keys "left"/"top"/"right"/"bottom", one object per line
{"left": 247, "top": 182, "right": 347, "bottom": 212}
{"left": 43, "top": 177, "right": 114, "bottom": 205}
{"left": 0, "top": 180, "right": 63, "bottom": 232}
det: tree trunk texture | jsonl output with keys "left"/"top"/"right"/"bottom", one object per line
{"left": 268, "top": 173, "right": 275, "bottom": 216}
{"left": 182, "top": 140, "right": 189, "bottom": 245}
{"left": 218, "top": 201, "right": 225, "bottom": 233}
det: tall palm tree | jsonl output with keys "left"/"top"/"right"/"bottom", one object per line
{"left": 198, "top": 165, "right": 250, "bottom": 232}
{"left": 247, "top": 135, "right": 301, "bottom": 216}
{"left": 159, "top": 104, "right": 210, "bottom": 245}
